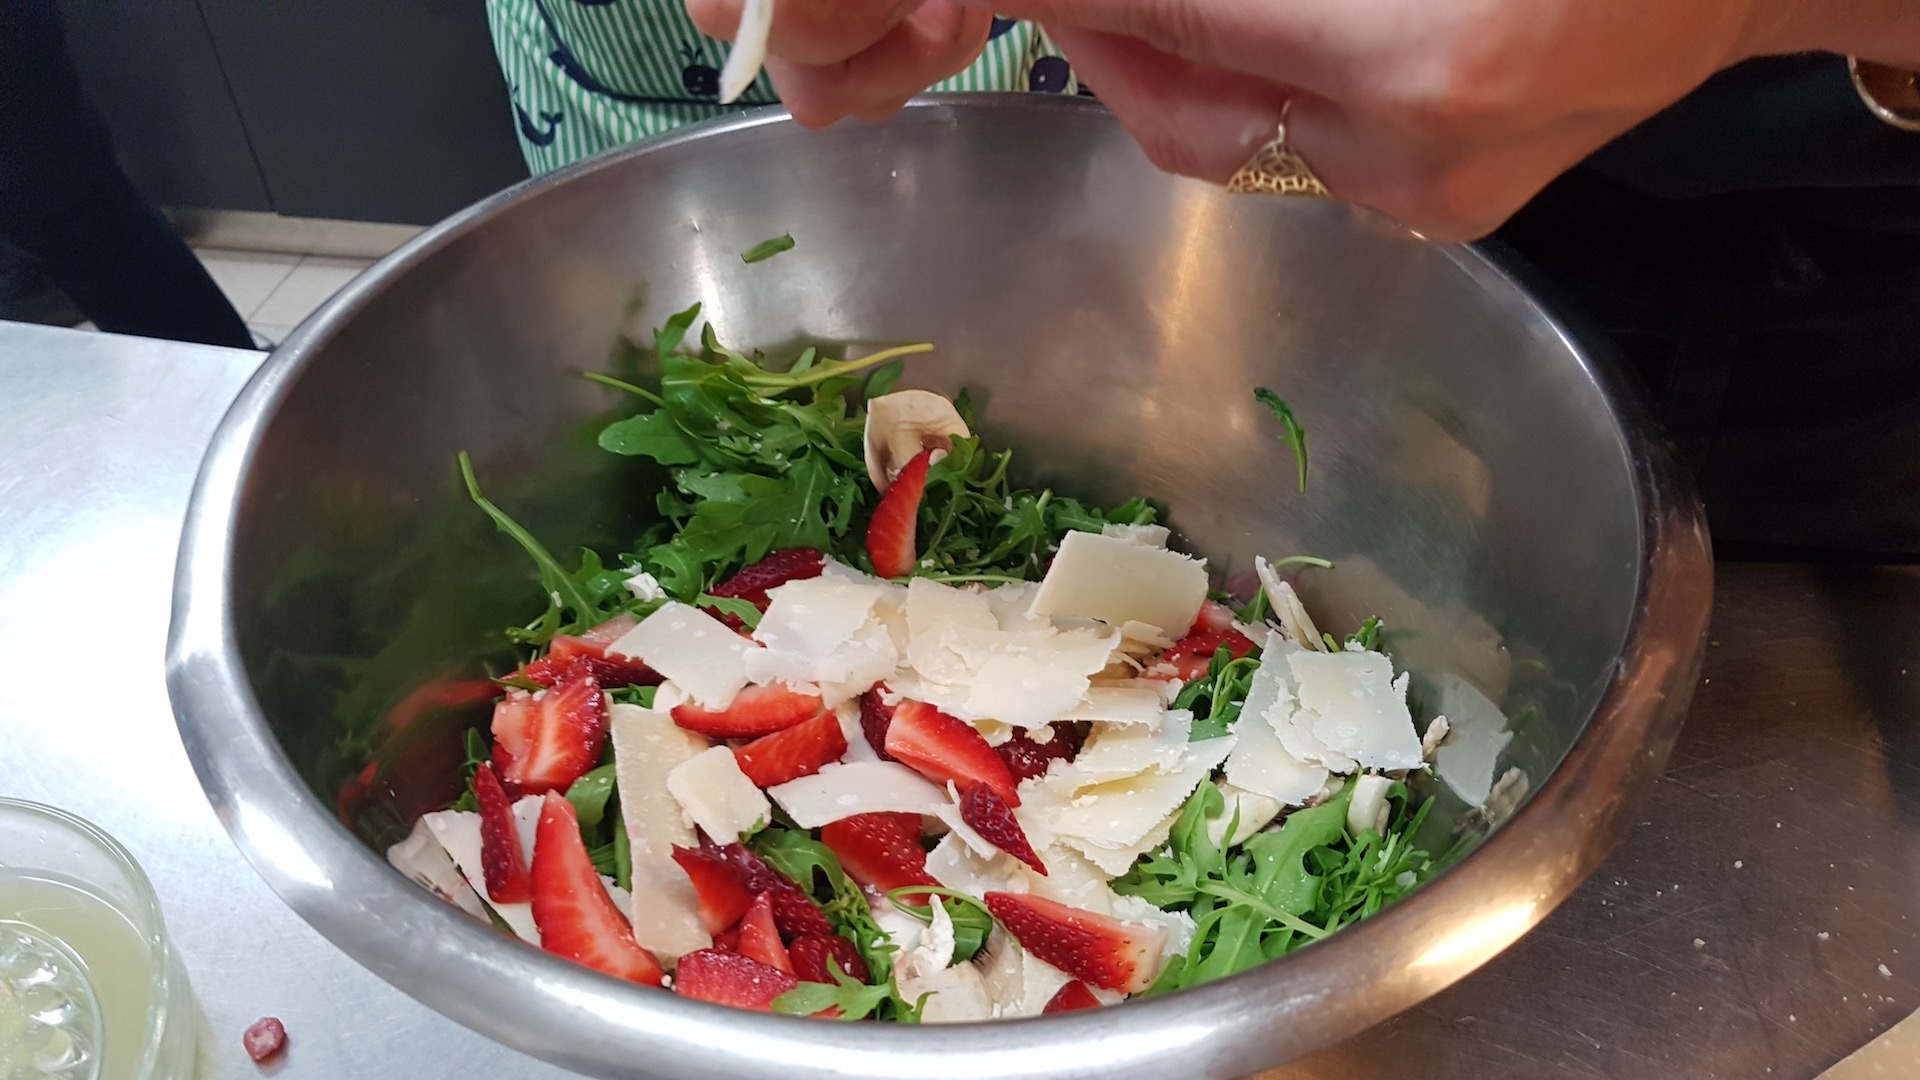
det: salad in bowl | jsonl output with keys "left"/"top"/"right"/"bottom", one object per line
{"left": 382, "top": 303, "right": 1468, "bottom": 1022}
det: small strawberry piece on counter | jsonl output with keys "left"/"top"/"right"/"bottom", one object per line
{"left": 720, "top": 843, "right": 837, "bottom": 940}
{"left": 788, "top": 933, "right": 870, "bottom": 984}
{"left": 242, "top": 1016, "right": 287, "bottom": 1064}
{"left": 984, "top": 891, "right": 1167, "bottom": 994}
{"left": 670, "top": 844, "right": 755, "bottom": 934}
{"left": 884, "top": 699, "right": 1021, "bottom": 807}
{"left": 490, "top": 659, "right": 609, "bottom": 795}
{"left": 995, "top": 722, "right": 1080, "bottom": 783}
{"left": 858, "top": 686, "right": 897, "bottom": 761}
{"left": 671, "top": 682, "right": 824, "bottom": 739}
{"left": 472, "top": 763, "right": 530, "bottom": 903}
{"left": 820, "top": 812, "right": 937, "bottom": 899}
{"left": 673, "top": 949, "right": 799, "bottom": 1011}
{"left": 1042, "top": 980, "right": 1102, "bottom": 1014}
{"left": 959, "top": 784, "right": 1046, "bottom": 874}
{"left": 1157, "top": 628, "right": 1258, "bottom": 682}
{"left": 733, "top": 708, "right": 846, "bottom": 787}
{"left": 708, "top": 548, "right": 827, "bottom": 608}
{"left": 737, "top": 891, "right": 793, "bottom": 974}
{"left": 865, "top": 447, "right": 932, "bottom": 578}
{"left": 531, "top": 794, "right": 666, "bottom": 985}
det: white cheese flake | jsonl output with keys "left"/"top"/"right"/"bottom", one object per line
{"left": 833, "top": 699, "right": 880, "bottom": 764}
{"left": 422, "top": 809, "right": 540, "bottom": 944}
{"left": 1225, "top": 646, "right": 1330, "bottom": 805}
{"left": 623, "top": 568, "right": 668, "bottom": 602}
{"left": 386, "top": 818, "right": 487, "bottom": 920}
{"left": 1288, "top": 649, "right": 1424, "bottom": 771}
{"left": 1043, "top": 735, "right": 1234, "bottom": 862}
{"left": 1028, "top": 530, "right": 1208, "bottom": 638}
{"left": 1111, "top": 893, "right": 1197, "bottom": 965}
{"left": 765, "top": 761, "right": 946, "bottom": 827}
{"left": 1101, "top": 523, "right": 1170, "bottom": 548}
{"left": 610, "top": 703, "right": 711, "bottom": 959}
{"left": 666, "top": 746, "right": 770, "bottom": 842}
{"left": 1059, "top": 686, "right": 1168, "bottom": 727}
{"left": 747, "top": 576, "right": 897, "bottom": 704}
{"left": 1431, "top": 674, "right": 1514, "bottom": 806}
{"left": 608, "top": 602, "right": 752, "bottom": 708}
{"left": 924, "top": 833, "right": 1029, "bottom": 898}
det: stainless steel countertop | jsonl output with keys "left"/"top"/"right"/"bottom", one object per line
{"left": 3, "top": 320, "right": 1912, "bottom": 1078}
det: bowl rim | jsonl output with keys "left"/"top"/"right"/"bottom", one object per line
{"left": 165, "top": 93, "right": 1713, "bottom": 1079}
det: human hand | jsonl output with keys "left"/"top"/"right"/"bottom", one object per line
{"left": 687, "top": 0, "right": 1920, "bottom": 239}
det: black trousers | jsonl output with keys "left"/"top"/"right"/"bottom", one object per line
{"left": 1496, "top": 55, "right": 1920, "bottom": 555}
{"left": 0, "top": 0, "right": 252, "bottom": 349}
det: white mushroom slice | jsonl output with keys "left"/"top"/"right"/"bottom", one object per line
{"left": 1346, "top": 774, "right": 1395, "bottom": 837}
{"left": 864, "top": 389, "right": 970, "bottom": 491}
{"left": 1256, "top": 556, "right": 1324, "bottom": 651}
{"left": 1421, "top": 714, "right": 1452, "bottom": 761}
{"left": 717, "top": 0, "right": 772, "bottom": 104}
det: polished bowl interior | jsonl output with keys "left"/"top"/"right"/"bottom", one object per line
{"left": 167, "top": 95, "right": 1711, "bottom": 1079}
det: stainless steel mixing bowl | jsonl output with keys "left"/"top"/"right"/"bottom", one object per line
{"left": 167, "top": 95, "right": 1711, "bottom": 1079}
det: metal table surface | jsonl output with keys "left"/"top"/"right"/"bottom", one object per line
{"left": 2, "top": 320, "right": 1913, "bottom": 1079}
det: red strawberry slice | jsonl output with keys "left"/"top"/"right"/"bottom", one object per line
{"left": 866, "top": 447, "right": 932, "bottom": 578}
{"left": 1188, "top": 600, "right": 1239, "bottom": 637}
{"left": 472, "top": 763, "right": 530, "bottom": 903}
{"left": 959, "top": 784, "right": 1046, "bottom": 875}
{"left": 530, "top": 794, "right": 665, "bottom": 985}
{"left": 671, "top": 682, "right": 824, "bottom": 739}
{"left": 673, "top": 949, "right": 797, "bottom": 1011}
{"left": 820, "top": 812, "right": 936, "bottom": 899}
{"left": 710, "top": 927, "right": 741, "bottom": 953}
{"left": 1158, "top": 628, "right": 1258, "bottom": 681}
{"left": 788, "top": 933, "right": 870, "bottom": 984}
{"left": 1043, "top": 980, "right": 1102, "bottom": 1013}
{"left": 716, "top": 843, "right": 836, "bottom": 940}
{"left": 858, "top": 687, "right": 897, "bottom": 761}
{"left": 525, "top": 613, "right": 659, "bottom": 687}
{"left": 884, "top": 699, "right": 1020, "bottom": 807}
{"left": 490, "top": 659, "right": 608, "bottom": 795}
{"left": 737, "top": 892, "right": 793, "bottom": 974}
{"left": 709, "top": 548, "right": 826, "bottom": 608}
{"left": 995, "top": 722, "right": 1081, "bottom": 783}
{"left": 984, "top": 892, "right": 1165, "bottom": 993}
{"left": 733, "top": 709, "right": 846, "bottom": 787}
{"left": 670, "top": 845, "right": 755, "bottom": 934}
{"left": 548, "top": 613, "right": 640, "bottom": 660}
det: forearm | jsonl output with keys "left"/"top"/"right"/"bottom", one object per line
{"left": 1741, "top": 0, "right": 1920, "bottom": 69}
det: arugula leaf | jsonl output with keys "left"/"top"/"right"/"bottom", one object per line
{"left": 448, "top": 727, "right": 490, "bottom": 812}
{"left": 750, "top": 827, "right": 901, "bottom": 994}
{"left": 741, "top": 234, "right": 796, "bottom": 264}
{"left": 1345, "top": 616, "right": 1384, "bottom": 652}
{"left": 1253, "top": 388, "right": 1309, "bottom": 492}
{"left": 884, "top": 887, "right": 992, "bottom": 963}
{"left": 1176, "top": 647, "right": 1265, "bottom": 742}
{"left": 565, "top": 764, "right": 617, "bottom": 830}
{"left": 772, "top": 964, "right": 922, "bottom": 1022}
{"left": 607, "top": 684, "right": 657, "bottom": 708}
{"left": 697, "top": 594, "right": 763, "bottom": 628}
{"left": 611, "top": 806, "right": 632, "bottom": 890}
{"left": 865, "top": 359, "right": 905, "bottom": 399}
{"left": 458, "top": 452, "right": 612, "bottom": 634}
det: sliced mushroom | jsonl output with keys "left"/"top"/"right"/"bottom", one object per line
{"left": 717, "top": 0, "right": 772, "bottom": 104}
{"left": 1255, "top": 556, "right": 1325, "bottom": 651}
{"left": 864, "top": 389, "right": 971, "bottom": 491}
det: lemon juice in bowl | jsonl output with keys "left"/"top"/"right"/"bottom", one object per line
{"left": 0, "top": 800, "right": 195, "bottom": 1079}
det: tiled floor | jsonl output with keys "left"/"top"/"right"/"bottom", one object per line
{"left": 193, "top": 247, "right": 375, "bottom": 346}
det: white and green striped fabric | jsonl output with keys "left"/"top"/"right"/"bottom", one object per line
{"left": 487, "top": 0, "right": 1075, "bottom": 174}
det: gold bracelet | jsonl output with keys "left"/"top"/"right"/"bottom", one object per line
{"left": 1849, "top": 56, "right": 1920, "bottom": 132}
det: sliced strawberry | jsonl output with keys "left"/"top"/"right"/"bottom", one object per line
{"left": 673, "top": 949, "right": 797, "bottom": 1011}
{"left": 709, "top": 548, "right": 826, "bottom": 607}
{"left": 490, "top": 659, "right": 608, "bottom": 795}
{"left": 670, "top": 845, "right": 755, "bottom": 934}
{"left": 1158, "top": 628, "right": 1258, "bottom": 681}
{"left": 531, "top": 794, "right": 665, "bottom": 985}
{"left": 788, "top": 933, "right": 870, "bottom": 984}
{"left": 736, "top": 892, "right": 793, "bottom": 974}
{"left": 866, "top": 448, "right": 932, "bottom": 578}
{"left": 995, "top": 722, "right": 1081, "bottom": 783}
{"left": 523, "top": 652, "right": 660, "bottom": 689}
{"left": 719, "top": 843, "right": 836, "bottom": 940}
{"left": 984, "top": 891, "right": 1165, "bottom": 994}
{"left": 960, "top": 784, "right": 1046, "bottom": 874}
{"left": 671, "top": 682, "right": 824, "bottom": 739}
{"left": 858, "top": 686, "right": 897, "bottom": 761}
{"left": 710, "top": 927, "right": 741, "bottom": 953}
{"left": 1043, "top": 980, "right": 1102, "bottom": 1013}
{"left": 884, "top": 699, "right": 1020, "bottom": 807}
{"left": 820, "top": 813, "right": 936, "bottom": 899}
{"left": 472, "top": 763, "right": 530, "bottom": 903}
{"left": 1188, "top": 600, "right": 1239, "bottom": 637}
{"left": 733, "top": 709, "right": 846, "bottom": 787}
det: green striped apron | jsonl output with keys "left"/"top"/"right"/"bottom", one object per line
{"left": 487, "top": 0, "right": 1075, "bottom": 174}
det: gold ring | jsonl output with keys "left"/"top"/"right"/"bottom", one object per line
{"left": 1226, "top": 107, "right": 1331, "bottom": 199}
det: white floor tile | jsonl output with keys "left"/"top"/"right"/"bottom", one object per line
{"left": 249, "top": 256, "right": 374, "bottom": 327}
{"left": 195, "top": 248, "right": 300, "bottom": 319}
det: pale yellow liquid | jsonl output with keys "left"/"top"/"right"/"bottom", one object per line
{"left": 0, "top": 871, "right": 154, "bottom": 1080}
